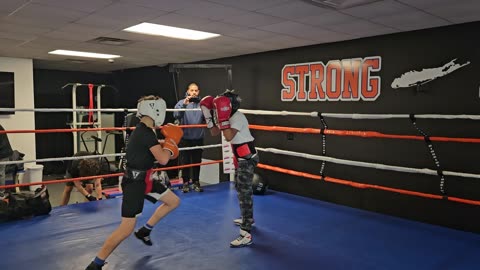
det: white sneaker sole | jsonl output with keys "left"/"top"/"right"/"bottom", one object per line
{"left": 233, "top": 219, "right": 255, "bottom": 226}
{"left": 230, "top": 241, "right": 253, "bottom": 248}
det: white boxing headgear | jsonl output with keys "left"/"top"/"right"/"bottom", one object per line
{"left": 136, "top": 98, "right": 166, "bottom": 127}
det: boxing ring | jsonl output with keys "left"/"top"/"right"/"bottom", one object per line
{"left": 1, "top": 106, "right": 480, "bottom": 270}
{"left": 1, "top": 182, "right": 479, "bottom": 270}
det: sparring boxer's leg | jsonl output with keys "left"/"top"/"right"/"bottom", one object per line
{"left": 136, "top": 182, "right": 180, "bottom": 246}
{"left": 144, "top": 179, "right": 167, "bottom": 203}
{"left": 235, "top": 160, "right": 255, "bottom": 232}
{"left": 92, "top": 217, "right": 136, "bottom": 268}
{"left": 233, "top": 156, "right": 259, "bottom": 227}
{"left": 230, "top": 155, "right": 258, "bottom": 248}
{"left": 87, "top": 175, "right": 144, "bottom": 268}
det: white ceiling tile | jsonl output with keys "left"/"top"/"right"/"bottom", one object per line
{"left": 0, "top": 31, "right": 37, "bottom": 42}
{"left": 423, "top": 0, "right": 480, "bottom": 22}
{"left": 31, "top": 0, "right": 114, "bottom": 13}
{"left": 175, "top": 1, "right": 247, "bottom": 20}
{"left": 55, "top": 23, "right": 114, "bottom": 36}
{"left": 370, "top": 11, "right": 450, "bottom": 31}
{"left": 448, "top": 14, "right": 480, "bottom": 24}
{"left": 0, "top": 46, "right": 48, "bottom": 58}
{"left": 2, "top": 15, "right": 75, "bottom": 29}
{"left": 192, "top": 21, "right": 249, "bottom": 35}
{"left": 237, "top": 40, "right": 279, "bottom": 50}
{"left": 124, "top": 40, "right": 174, "bottom": 50}
{"left": 19, "top": 37, "right": 78, "bottom": 50}
{"left": 94, "top": 2, "right": 166, "bottom": 22}
{"left": 9, "top": 3, "right": 88, "bottom": 21}
{"left": 312, "top": 31, "right": 356, "bottom": 43}
{"left": 325, "top": 19, "right": 396, "bottom": 35}
{"left": 199, "top": 36, "right": 244, "bottom": 46}
{"left": 0, "top": 37, "right": 27, "bottom": 48}
{"left": 351, "top": 27, "right": 400, "bottom": 38}
{"left": 220, "top": 12, "right": 283, "bottom": 28}
{"left": 297, "top": 11, "right": 356, "bottom": 26}
{"left": 207, "top": 0, "right": 290, "bottom": 11}
{"left": 0, "top": 21, "right": 53, "bottom": 34}
{"left": 0, "top": 0, "right": 30, "bottom": 13}
{"left": 396, "top": 0, "right": 458, "bottom": 9}
{"left": 148, "top": 13, "right": 213, "bottom": 28}
{"left": 341, "top": 0, "right": 413, "bottom": 19}
{"left": 43, "top": 30, "right": 104, "bottom": 42}
{"left": 262, "top": 35, "right": 319, "bottom": 47}
{"left": 226, "top": 29, "right": 278, "bottom": 40}
{"left": 257, "top": 1, "right": 330, "bottom": 19}
{"left": 75, "top": 15, "right": 138, "bottom": 31}
{"left": 258, "top": 21, "right": 345, "bottom": 41}
{"left": 119, "top": 0, "right": 201, "bottom": 12}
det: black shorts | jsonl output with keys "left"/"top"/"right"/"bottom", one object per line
{"left": 121, "top": 180, "right": 146, "bottom": 218}
{"left": 121, "top": 177, "right": 169, "bottom": 218}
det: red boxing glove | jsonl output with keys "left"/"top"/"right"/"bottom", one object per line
{"left": 161, "top": 123, "right": 183, "bottom": 145}
{"left": 200, "top": 96, "right": 215, "bottom": 128}
{"left": 213, "top": 96, "right": 232, "bottom": 130}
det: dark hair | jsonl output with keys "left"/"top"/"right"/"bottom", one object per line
{"left": 78, "top": 159, "right": 101, "bottom": 177}
{"left": 186, "top": 82, "right": 199, "bottom": 90}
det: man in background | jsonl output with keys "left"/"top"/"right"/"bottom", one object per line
{"left": 174, "top": 82, "right": 206, "bottom": 193}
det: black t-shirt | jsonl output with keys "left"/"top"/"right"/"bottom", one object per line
{"left": 0, "top": 125, "right": 13, "bottom": 159}
{"left": 125, "top": 122, "right": 159, "bottom": 170}
{"left": 66, "top": 151, "right": 108, "bottom": 178}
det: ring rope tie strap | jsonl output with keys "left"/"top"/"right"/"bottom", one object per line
{"left": 119, "top": 109, "right": 130, "bottom": 172}
{"left": 409, "top": 114, "right": 446, "bottom": 196}
{"left": 318, "top": 112, "right": 328, "bottom": 180}
{"left": 88, "top": 83, "right": 94, "bottom": 124}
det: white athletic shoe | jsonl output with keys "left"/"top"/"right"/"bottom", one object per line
{"left": 233, "top": 217, "right": 255, "bottom": 226}
{"left": 230, "top": 229, "right": 252, "bottom": 248}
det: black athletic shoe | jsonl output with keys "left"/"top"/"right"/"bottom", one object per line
{"left": 135, "top": 228, "right": 153, "bottom": 246}
{"left": 86, "top": 261, "right": 103, "bottom": 270}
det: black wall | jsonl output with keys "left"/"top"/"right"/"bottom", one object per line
{"left": 192, "top": 21, "right": 480, "bottom": 233}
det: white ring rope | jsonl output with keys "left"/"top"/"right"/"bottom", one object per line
{"left": 0, "top": 144, "right": 222, "bottom": 166}
{"left": 256, "top": 147, "right": 480, "bottom": 179}
{"left": 2, "top": 107, "right": 480, "bottom": 120}
{"left": 0, "top": 108, "right": 173, "bottom": 113}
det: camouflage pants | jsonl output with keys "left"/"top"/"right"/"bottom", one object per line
{"left": 234, "top": 154, "right": 259, "bottom": 232}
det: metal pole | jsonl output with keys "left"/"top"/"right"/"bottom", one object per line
{"left": 96, "top": 85, "right": 103, "bottom": 155}
{"left": 72, "top": 84, "right": 78, "bottom": 154}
